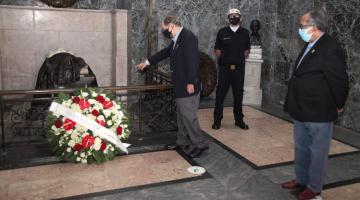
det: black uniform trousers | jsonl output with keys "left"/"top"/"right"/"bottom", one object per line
{"left": 214, "top": 64, "right": 245, "bottom": 123}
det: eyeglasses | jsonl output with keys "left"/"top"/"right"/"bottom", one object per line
{"left": 299, "top": 24, "right": 314, "bottom": 29}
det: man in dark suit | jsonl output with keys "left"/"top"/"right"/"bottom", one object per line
{"left": 281, "top": 10, "right": 349, "bottom": 200}
{"left": 136, "top": 14, "right": 209, "bottom": 158}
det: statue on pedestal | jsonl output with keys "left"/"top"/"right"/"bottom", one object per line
{"left": 250, "top": 19, "right": 261, "bottom": 46}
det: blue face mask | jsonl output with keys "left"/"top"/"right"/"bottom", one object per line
{"left": 298, "top": 27, "right": 313, "bottom": 42}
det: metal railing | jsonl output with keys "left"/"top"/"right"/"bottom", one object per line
{"left": 0, "top": 84, "right": 177, "bottom": 153}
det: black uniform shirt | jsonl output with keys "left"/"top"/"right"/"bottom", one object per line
{"left": 214, "top": 26, "right": 250, "bottom": 66}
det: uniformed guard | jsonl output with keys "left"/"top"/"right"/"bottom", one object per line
{"left": 212, "top": 8, "right": 250, "bottom": 130}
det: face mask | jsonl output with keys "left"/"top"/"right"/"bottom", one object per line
{"left": 162, "top": 27, "right": 172, "bottom": 39}
{"left": 298, "top": 27, "right": 313, "bottom": 42}
{"left": 228, "top": 16, "right": 240, "bottom": 25}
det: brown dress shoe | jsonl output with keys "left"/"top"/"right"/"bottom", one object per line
{"left": 298, "top": 188, "right": 321, "bottom": 200}
{"left": 281, "top": 180, "right": 304, "bottom": 190}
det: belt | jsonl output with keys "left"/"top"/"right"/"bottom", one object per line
{"left": 223, "top": 64, "right": 239, "bottom": 70}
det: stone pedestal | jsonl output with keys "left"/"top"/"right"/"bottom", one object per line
{"left": 243, "top": 46, "right": 263, "bottom": 106}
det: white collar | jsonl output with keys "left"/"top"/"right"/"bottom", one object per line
{"left": 230, "top": 25, "right": 240, "bottom": 32}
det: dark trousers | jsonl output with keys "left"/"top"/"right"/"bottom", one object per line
{"left": 213, "top": 65, "right": 245, "bottom": 123}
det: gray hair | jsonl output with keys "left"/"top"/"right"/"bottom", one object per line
{"left": 307, "top": 9, "right": 329, "bottom": 32}
{"left": 163, "top": 14, "right": 182, "bottom": 26}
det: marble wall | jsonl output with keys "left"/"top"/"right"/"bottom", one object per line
{"left": 0, "top": 5, "right": 130, "bottom": 89}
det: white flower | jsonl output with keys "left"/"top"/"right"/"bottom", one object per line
{"left": 93, "top": 137, "right": 102, "bottom": 150}
{"left": 81, "top": 92, "right": 89, "bottom": 97}
{"left": 76, "top": 157, "right": 81, "bottom": 161}
{"left": 88, "top": 99, "right": 96, "bottom": 105}
{"left": 70, "top": 131, "right": 79, "bottom": 140}
{"left": 111, "top": 115, "right": 118, "bottom": 121}
{"left": 107, "top": 120, "right": 113, "bottom": 126}
{"left": 103, "top": 109, "right": 111, "bottom": 118}
{"left": 70, "top": 103, "right": 81, "bottom": 112}
{"left": 75, "top": 125, "right": 84, "bottom": 132}
{"left": 74, "top": 151, "right": 78, "bottom": 155}
{"left": 81, "top": 159, "right": 87, "bottom": 164}
{"left": 66, "top": 147, "right": 72, "bottom": 152}
{"left": 80, "top": 152, "right": 85, "bottom": 158}
{"left": 51, "top": 125, "right": 57, "bottom": 131}
{"left": 97, "top": 115, "right": 105, "bottom": 121}
{"left": 91, "top": 91, "right": 98, "bottom": 97}
{"left": 68, "top": 140, "right": 75, "bottom": 147}
{"left": 88, "top": 115, "right": 96, "bottom": 120}
{"left": 118, "top": 111, "right": 124, "bottom": 118}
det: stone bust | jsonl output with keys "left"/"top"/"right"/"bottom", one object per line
{"left": 250, "top": 19, "right": 261, "bottom": 46}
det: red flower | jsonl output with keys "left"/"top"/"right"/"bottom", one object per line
{"left": 72, "top": 96, "right": 80, "bottom": 104}
{"left": 102, "top": 101, "right": 113, "bottom": 110}
{"left": 91, "top": 109, "right": 99, "bottom": 117}
{"left": 100, "top": 142, "right": 107, "bottom": 151}
{"left": 82, "top": 135, "right": 95, "bottom": 148}
{"left": 74, "top": 143, "right": 84, "bottom": 151}
{"left": 63, "top": 118, "right": 76, "bottom": 131}
{"left": 117, "top": 126, "right": 123, "bottom": 136}
{"left": 54, "top": 118, "right": 62, "bottom": 128}
{"left": 96, "top": 119, "right": 106, "bottom": 127}
{"left": 95, "top": 95, "right": 105, "bottom": 103}
{"left": 79, "top": 98, "right": 90, "bottom": 110}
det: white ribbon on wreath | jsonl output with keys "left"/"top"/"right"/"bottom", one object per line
{"left": 50, "top": 102, "right": 130, "bottom": 154}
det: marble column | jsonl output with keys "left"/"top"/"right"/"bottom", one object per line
{"left": 243, "top": 46, "right": 263, "bottom": 106}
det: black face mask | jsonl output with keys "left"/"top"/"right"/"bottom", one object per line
{"left": 162, "top": 28, "right": 172, "bottom": 39}
{"left": 228, "top": 16, "right": 240, "bottom": 25}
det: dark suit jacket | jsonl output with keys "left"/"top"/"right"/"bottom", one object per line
{"left": 148, "top": 27, "right": 201, "bottom": 98}
{"left": 284, "top": 33, "right": 349, "bottom": 122}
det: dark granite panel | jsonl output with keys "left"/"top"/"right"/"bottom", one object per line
{"left": 277, "top": 0, "right": 315, "bottom": 15}
{"left": 341, "top": 101, "right": 360, "bottom": 132}
{"left": 259, "top": 0, "right": 277, "bottom": 14}
{"left": 274, "top": 61, "right": 291, "bottom": 82}
{"left": 276, "top": 14, "right": 296, "bottom": 39}
{"left": 0, "top": 0, "right": 45, "bottom": 6}
{"left": 258, "top": 14, "right": 277, "bottom": 57}
{"left": 315, "top": 0, "right": 360, "bottom": 14}
{"left": 261, "top": 60, "right": 272, "bottom": 82}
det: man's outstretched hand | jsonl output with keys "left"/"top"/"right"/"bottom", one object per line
{"left": 135, "top": 62, "right": 148, "bottom": 71}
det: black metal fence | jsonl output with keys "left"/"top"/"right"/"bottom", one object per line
{"left": 0, "top": 84, "right": 177, "bottom": 153}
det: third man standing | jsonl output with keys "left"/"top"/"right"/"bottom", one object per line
{"left": 212, "top": 8, "right": 250, "bottom": 130}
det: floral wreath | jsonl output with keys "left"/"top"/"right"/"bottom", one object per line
{"left": 45, "top": 88, "right": 130, "bottom": 164}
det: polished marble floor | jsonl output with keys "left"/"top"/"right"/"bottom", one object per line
{"left": 322, "top": 183, "right": 360, "bottom": 200}
{"left": 0, "top": 151, "right": 199, "bottom": 199}
{"left": 0, "top": 105, "right": 360, "bottom": 200}
{"left": 198, "top": 106, "right": 358, "bottom": 168}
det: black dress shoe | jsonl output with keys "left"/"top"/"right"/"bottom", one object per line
{"left": 235, "top": 121, "right": 249, "bottom": 130}
{"left": 212, "top": 122, "right": 221, "bottom": 130}
{"left": 190, "top": 146, "right": 209, "bottom": 158}
{"left": 166, "top": 143, "right": 180, "bottom": 150}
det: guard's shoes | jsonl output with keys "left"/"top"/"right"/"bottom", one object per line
{"left": 235, "top": 120, "right": 249, "bottom": 130}
{"left": 190, "top": 146, "right": 209, "bottom": 158}
{"left": 212, "top": 122, "right": 221, "bottom": 130}
{"left": 281, "top": 180, "right": 305, "bottom": 190}
{"left": 165, "top": 143, "right": 180, "bottom": 150}
{"left": 298, "top": 188, "right": 321, "bottom": 200}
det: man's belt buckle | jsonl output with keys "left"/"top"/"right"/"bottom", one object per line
{"left": 230, "top": 64, "right": 236, "bottom": 70}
